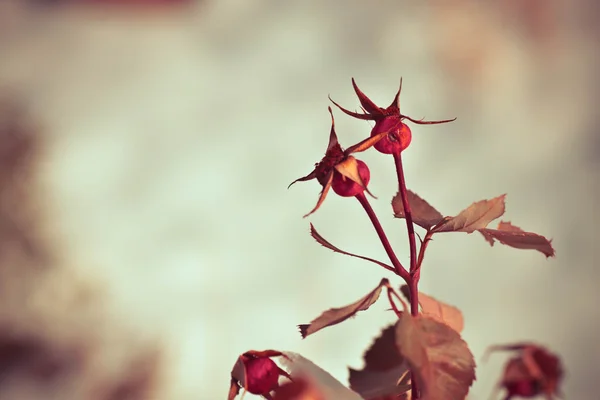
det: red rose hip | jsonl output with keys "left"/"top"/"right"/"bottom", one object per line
{"left": 244, "top": 357, "right": 282, "bottom": 395}
{"left": 331, "top": 158, "right": 370, "bottom": 197}
{"left": 371, "top": 118, "right": 412, "bottom": 154}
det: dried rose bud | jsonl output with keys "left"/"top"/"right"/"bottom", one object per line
{"left": 330, "top": 78, "right": 455, "bottom": 154}
{"left": 229, "top": 350, "right": 293, "bottom": 400}
{"left": 288, "top": 107, "right": 388, "bottom": 218}
{"left": 331, "top": 158, "right": 370, "bottom": 197}
{"left": 485, "top": 343, "right": 564, "bottom": 400}
{"left": 244, "top": 357, "right": 283, "bottom": 395}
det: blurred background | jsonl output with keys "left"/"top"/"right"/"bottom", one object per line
{"left": 0, "top": 0, "right": 598, "bottom": 399}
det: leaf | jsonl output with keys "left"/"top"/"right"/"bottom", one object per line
{"left": 279, "top": 352, "right": 364, "bottom": 400}
{"left": 273, "top": 377, "right": 326, "bottom": 400}
{"left": 433, "top": 194, "right": 506, "bottom": 233}
{"left": 479, "top": 221, "right": 555, "bottom": 258}
{"left": 348, "top": 325, "right": 411, "bottom": 400}
{"left": 395, "top": 315, "right": 476, "bottom": 400}
{"left": 298, "top": 279, "right": 388, "bottom": 338}
{"left": 399, "top": 286, "right": 464, "bottom": 333}
{"left": 392, "top": 190, "right": 444, "bottom": 230}
{"left": 310, "top": 224, "right": 394, "bottom": 272}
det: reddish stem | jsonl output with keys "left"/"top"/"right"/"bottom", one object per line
{"left": 393, "top": 152, "right": 418, "bottom": 276}
{"left": 413, "top": 230, "right": 434, "bottom": 285}
{"left": 386, "top": 287, "right": 404, "bottom": 318}
{"left": 355, "top": 193, "right": 410, "bottom": 282}
{"left": 393, "top": 152, "right": 421, "bottom": 400}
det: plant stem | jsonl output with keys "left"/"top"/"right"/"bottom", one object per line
{"left": 392, "top": 152, "right": 419, "bottom": 314}
{"left": 412, "top": 230, "right": 434, "bottom": 285}
{"left": 386, "top": 287, "right": 404, "bottom": 318}
{"left": 393, "top": 152, "right": 418, "bottom": 276}
{"left": 393, "top": 152, "right": 421, "bottom": 400}
{"left": 355, "top": 193, "right": 410, "bottom": 282}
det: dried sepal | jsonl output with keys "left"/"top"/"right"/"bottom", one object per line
{"left": 330, "top": 78, "right": 456, "bottom": 154}
{"left": 301, "top": 172, "right": 334, "bottom": 218}
{"left": 289, "top": 107, "right": 383, "bottom": 217}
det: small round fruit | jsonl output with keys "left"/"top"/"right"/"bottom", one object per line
{"left": 371, "top": 118, "right": 412, "bottom": 154}
{"left": 331, "top": 159, "right": 370, "bottom": 197}
{"left": 244, "top": 357, "right": 281, "bottom": 395}
{"left": 504, "top": 379, "right": 541, "bottom": 399}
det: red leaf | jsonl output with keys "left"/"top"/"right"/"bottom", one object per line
{"left": 400, "top": 286, "right": 464, "bottom": 333}
{"left": 298, "top": 279, "right": 389, "bottom": 338}
{"left": 392, "top": 190, "right": 444, "bottom": 230}
{"left": 395, "top": 315, "right": 476, "bottom": 400}
{"left": 310, "top": 224, "right": 394, "bottom": 272}
{"left": 433, "top": 195, "right": 506, "bottom": 233}
{"left": 479, "top": 221, "right": 555, "bottom": 258}
{"left": 348, "top": 325, "right": 411, "bottom": 400}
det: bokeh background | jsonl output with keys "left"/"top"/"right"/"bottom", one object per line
{"left": 0, "top": 0, "right": 598, "bottom": 399}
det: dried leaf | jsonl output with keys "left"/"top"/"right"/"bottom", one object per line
{"left": 392, "top": 191, "right": 444, "bottom": 230}
{"left": 433, "top": 195, "right": 506, "bottom": 233}
{"left": 348, "top": 325, "right": 411, "bottom": 400}
{"left": 479, "top": 221, "right": 555, "bottom": 258}
{"left": 273, "top": 377, "right": 325, "bottom": 400}
{"left": 310, "top": 224, "right": 394, "bottom": 272}
{"left": 395, "top": 315, "right": 476, "bottom": 400}
{"left": 399, "top": 286, "right": 464, "bottom": 333}
{"left": 279, "top": 352, "right": 364, "bottom": 400}
{"left": 298, "top": 279, "right": 388, "bottom": 338}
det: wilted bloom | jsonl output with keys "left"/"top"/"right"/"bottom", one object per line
{"left": 485, "top": 343, "right": 564, "bottom": 400}
{"left": 288, "top": 107, "right": 390, "bottom": 218}
{"left": 330, "top": 78, "right": 456, "bottom": 154}
{"left": 229, "top": 350, "right": 293, "bottom": 400}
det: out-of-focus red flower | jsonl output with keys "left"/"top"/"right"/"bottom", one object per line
{"left": 485, "top": 343, "right": 564, "bottom": 400}
{"left": 229, "top": 350, "right": 293, "bottom": 400}
{"left": 330, "top": 78, "right": 455, "bottom": 154}
{"left": 288, "top": 107, "right": 390, "bottom": 218}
